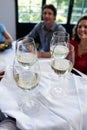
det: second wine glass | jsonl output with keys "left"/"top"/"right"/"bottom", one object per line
{"left": 50, "top": 31, "right": 70, "bottom": 58}
{"left": 50, "top": 31, "right": 75, "bottom": 96}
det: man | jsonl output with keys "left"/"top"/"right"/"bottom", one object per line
{"left": 26, "top": 4, "right": 66, "bottom": 58}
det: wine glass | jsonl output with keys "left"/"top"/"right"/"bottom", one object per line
{"left": 50, "top": 32, "right": 75, "bottom": 96}
{"left": 50, "top": 31, "right": 70, "bottom": 58}
{"left": 13, "top": 37, "right": 40, "bottom": 113}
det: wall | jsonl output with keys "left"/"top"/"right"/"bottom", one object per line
{"left": 0, "top": 0, "right": 16, "bottom": 40}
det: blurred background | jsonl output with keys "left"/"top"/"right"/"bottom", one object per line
{"left": 0, "top": 0, "right": 87, "bottom": 40}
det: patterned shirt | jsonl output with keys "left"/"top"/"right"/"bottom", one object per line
{"left": 27, "top": 21, "right": 66, "bottom": 52}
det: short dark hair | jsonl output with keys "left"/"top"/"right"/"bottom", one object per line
{"left": 42, "top": 4, "right": 57, "bottom": 16}
{"left": 72, "top": 15, "right": 87, "bottom": 41}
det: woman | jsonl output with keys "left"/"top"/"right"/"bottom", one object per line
{"left": 0, "top": 24, "right": 13, "bottom": 50}
{"left": 70, "top": 16, "right": 87, "bottom": 75}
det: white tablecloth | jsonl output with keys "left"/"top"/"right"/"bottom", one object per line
{"left": 0, "top": 43, "right": 87, "bottom": 130}
{"left": 0, "top": 42, "right": 15, "bottom": 71}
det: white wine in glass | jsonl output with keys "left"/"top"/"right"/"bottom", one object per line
{"left": 51, "top": 44, "right": 74, "bottom": 76}
{"left": 50, "top": 31, "right": 70, "bottom": 58}
{"left": 50, "top": 45, "right": 69, "bottom": 59}
{"left": 16, "top": 37, "right": 37, "bottom": 69}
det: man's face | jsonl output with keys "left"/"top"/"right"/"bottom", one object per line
{"left": 42, "top": 8, "right": 56, "bottom": 26}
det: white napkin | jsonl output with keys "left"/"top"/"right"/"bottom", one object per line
{"left": 0, "top": 83, "right": 35, "bottom": 130}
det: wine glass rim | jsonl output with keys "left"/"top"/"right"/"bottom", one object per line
{"left": 16, "top": 37, "right": 35, "bottom": 43}
{"left": 53, "top": 31, "right": 69, "bottom": 37}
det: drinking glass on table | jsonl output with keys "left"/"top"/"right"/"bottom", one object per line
{"left": 50, "top": 31, "right": 75, "bottom": 96}
{"left": 13, "top": 37, "right": 40, "bottom": 113}
{"left": 50, "top": 31, "right": 69, "bottom": 58}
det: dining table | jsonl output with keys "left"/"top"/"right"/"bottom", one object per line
{"left": 0, "top": 42, "right": 87, "bottom": 130}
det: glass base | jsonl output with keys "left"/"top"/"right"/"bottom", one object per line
{"left": 49, "top": 80, "right": 67, "bottom": 98}
{"left": 18, "top": 96, "right": 40, "bottom": 116}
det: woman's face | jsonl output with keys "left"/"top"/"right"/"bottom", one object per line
{"left": 77, "top": 20, "right": 87, "bottom": 39}
{"left": 42, "top": 8, "right": 56, "bottom": 27}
